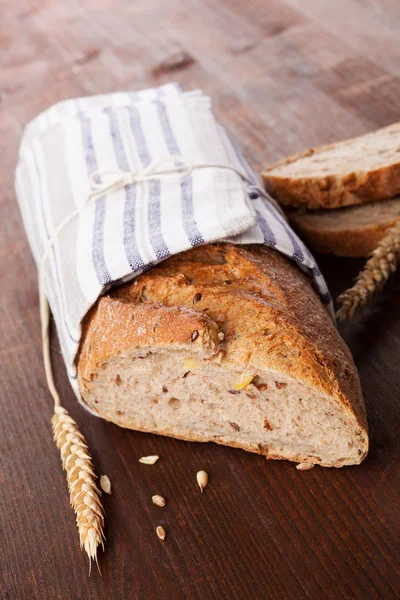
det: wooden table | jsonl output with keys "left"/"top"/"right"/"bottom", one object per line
{"left": 1, "top": 1, "right": 399, "bottom": 598}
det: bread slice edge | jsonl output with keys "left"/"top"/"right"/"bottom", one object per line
{"left": 287, "top": 198, "right": 400, "bottom": 257}
{"left": 262, "top": 123, "right": 400, "bottom": 209}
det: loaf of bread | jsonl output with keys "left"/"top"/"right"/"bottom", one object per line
{"left": 77, "top": 244, "right": 368, "bottom": 467}
{"left": 262, "top": 122, "right": 400, "bottom": 210}
{"left": 287, "top": 197, "right": 400, "bottom": 257}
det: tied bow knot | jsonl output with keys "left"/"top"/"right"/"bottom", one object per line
{"left": 86, "top": 155, "right": 272, "bottom": 205}
{"left": 88, "top": 155, "right": 194, "bottom": 200}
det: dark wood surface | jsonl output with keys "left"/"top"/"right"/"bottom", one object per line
{"left": 1, "top": 1, "right": 400, "bottom": 598}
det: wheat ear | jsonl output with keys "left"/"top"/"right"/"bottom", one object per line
{"left": 52, "top": 407, "right": 105, "bottom": 564}
{"left": 337, "top": 221, "right": 400, "bottom": 321}
{"left": 39, "top": 274, "right": 105, "bottom": 567}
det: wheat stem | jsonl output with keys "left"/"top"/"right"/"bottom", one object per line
{"left": 336, "top": 221, "right": 400, "bottom": 321}
{"left": 39, "top": 270, "right": 105, "bottom": 567}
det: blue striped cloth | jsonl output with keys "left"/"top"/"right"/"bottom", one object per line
{"left": 15, "top": 83, "right": 332, "bottom": 398}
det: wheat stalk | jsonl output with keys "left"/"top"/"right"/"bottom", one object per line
{"left": 52, "top": 407, "right": 105, "bottom": 566}
{"left": 38, "top": 270, "right": 105, "bottom": 568}
{"left": 337, "top": 221, "right": 400, "bottom": 321}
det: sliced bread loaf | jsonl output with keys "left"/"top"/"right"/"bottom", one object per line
{"left": 262, "top": 122, "right": 400, "bottom": 210}
{"left": 77, "top": 244, "right": 368, "bottom": 468}
{"left": 287, "top": 197, "right": 400, "bottom": 257}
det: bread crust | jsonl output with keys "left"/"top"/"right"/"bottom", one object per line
{"left": 288, "top": 211, "right": 399, "bottom": 257}
{"left": 78, "top": 300, "right": 221, "bottom": 385}
{"left": 262, "top": 123, "right": 400, "bottom": 210}
{"left": 77, "top": 244, "right": 368, "bottom": 466}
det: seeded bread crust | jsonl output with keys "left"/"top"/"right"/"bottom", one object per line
{"left": 262, "top": 122, "right": 400, "bottom": 210}
{"left": 287, "top": 197, "right": 400, "bottom": 257}
{"left": 77, "top": 244, "right": 368, "bottom": 467}
{"left": 78, "top": 301, "right": 222, "bottom": 380}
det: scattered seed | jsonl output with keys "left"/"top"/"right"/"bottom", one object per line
{"left": 263, "top": 419, "right": 273, "bottom": 431}
{"left": 296, "top": 462, "right": 314, "bottom": 471}
{"left": 115, "top": 374, "right": 121, "bottom": 386}
{"left": 228, "top": 389, "right": 240, "bottom": 395}
{"left": 275, "top": 381, "right": 287, "bottom": 389}
{"left": 156, "top": 525, "right": 166, "bottom": 540}
{"left": 230, "top": 422, "right": 240, "bottom": 431}
{"left": 139, "top": 455, "right": 160, "bottom": 465}
{"left": 184, "top": 358, "right": 197, "bottom": 371}
{"left": 152, "top": 495, "right": 166, "bottom": 507}
{"left": 225, "top": 280, "right": 232, "bottom": 285}
{"left": 196, "top": 470, "right": 208, "bottom": 493}
{"left": 257, "top": 383, "right": 268, "bottom": 392}
{"left": 162, "top": 385, "right": 168, "bottom": 393}
{"left": 100, "top": 474, "right": 112, "bottom": 494}
{"left": 168, "top": 397, "right": 180, "bottom": 410}
{"left": 191, "top": 330, "right": 199, "bottom": 342}
{"left": 193, "top": 292, "right": 202, "bottom": 304}
{"left": 233, "top": 373, "right": 255, "bottom": 390}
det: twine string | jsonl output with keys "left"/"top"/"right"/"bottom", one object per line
{"left": 39, "top": 156, "right": 267, "bottom": 408}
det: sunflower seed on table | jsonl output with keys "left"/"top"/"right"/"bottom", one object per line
{"left": 152, "top": 495, "right": 166, "bottom": 507}
{"left": 196, "top": 470, "right": 208, "bottom": 492}
{"left": 156, "top": 526, "right": 166, "bottom": 540}
{"left": 296, "top": 462, "right": 314, "bottom": 471}
{"left": 139, "top": 455, "right": 159, "bottom": 464}
{"left": 100, "top": 474, "right": 112, "bottom": 494}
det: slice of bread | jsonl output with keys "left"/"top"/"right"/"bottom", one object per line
{"left": 287, "top": 197, "right": 400, "bottom": 257}
{"left": 262, "top": 122, "right": 400, "bottom": 210}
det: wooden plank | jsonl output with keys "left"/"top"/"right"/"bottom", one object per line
{"left": 285, "top": 0, "right": 400, "bottom": 75}
{"left": 0, "top": 0, "right": 399, "bottom": 598}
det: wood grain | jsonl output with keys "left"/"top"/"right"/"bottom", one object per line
{"left": 1, "top": 0, "right": 400, "bottom": 598}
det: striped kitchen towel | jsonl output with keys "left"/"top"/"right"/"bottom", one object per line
{"left": 15, "top": 83, "right": 332, "bottom": 399}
